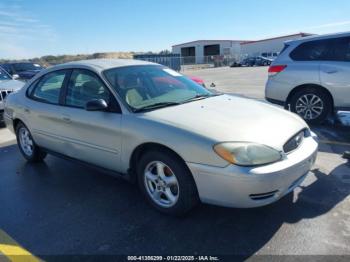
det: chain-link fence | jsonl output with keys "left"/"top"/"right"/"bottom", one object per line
{"left": 133, "top": 54, "right": 241, "bottom": 72}
{"left": 179, "top": 55, "right": 241, "bottom": 71}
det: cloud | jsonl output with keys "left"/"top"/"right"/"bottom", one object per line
{"left": 305, "top": 20, "right": 350, "bottom": 30}
{"left": 0, "top": 1, "right": 57, "bottom": 59}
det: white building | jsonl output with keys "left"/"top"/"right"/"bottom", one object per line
{"left": 240, "top": 33, "right": 313, "bottom": 58}
{"left": 172, "top": 40, "right": 245, "bottom": 64}
{"left": 172, "top": 33, "right": 314, "bottom": 63}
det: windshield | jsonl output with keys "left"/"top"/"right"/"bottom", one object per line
{"left": 13, "top": 63, "right": 42, "bottom": 72}
{"left": 0, "top": 67, "right": 12, "bottom": 80}
{"left": 104, "top": 65, "right": 213, "bottom": 111}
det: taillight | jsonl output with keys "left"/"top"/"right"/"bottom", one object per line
{"left": 268, "top": 65, "right": 287, "bottom": 76}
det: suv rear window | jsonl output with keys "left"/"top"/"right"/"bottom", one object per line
{"left": 290, "top": 39, "right": 329, "bottom": 61}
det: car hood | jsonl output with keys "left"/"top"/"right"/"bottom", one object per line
{"left": 0, "top": 80, "right": 25, "bottom": 91}
{"left": 142, "top": 94, "right": 308, "bottom": 150}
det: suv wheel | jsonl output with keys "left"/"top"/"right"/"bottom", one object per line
{"left": 290, "top": 87, "right": 332, "bottom": 124}
{"left": 16, "top": 122, "right": 47, "bottom": 162}
{"left": 137, "top": 149, "right": 199, "bottom": 216}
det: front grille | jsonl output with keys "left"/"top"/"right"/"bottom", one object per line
{"left": 283, "top": 129, "right": 307, "bottom": 154}
{"left": 0, "top": 90, "right": 12, "bottom": 101}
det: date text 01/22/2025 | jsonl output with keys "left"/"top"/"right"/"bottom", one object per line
{"left": 127, "top": 256, "right": 220, "bottom": 261}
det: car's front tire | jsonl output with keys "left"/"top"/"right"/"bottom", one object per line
{"left": 137, "top": 149, "right": 199, "bottom": 216}
{"left": 290, "top": 87, "right": 332, "bottom": 124}
{"left": 16, "top": 122, "right": 47, "bottom": 162}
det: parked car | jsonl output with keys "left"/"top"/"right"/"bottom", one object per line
{"left": 4, "top": 59, "right": 318, "bottom": 215}
{"left": 230, "top": 61, "right": 242, "bottom": 67}
{"left": 0, "top": 67, "right": 25, "bottom": 125}
{"left": 189, "top": 76, "right": 206, "bottom": 87}
{"left": 0, "top": 62, "right": 44, "bottom": 81}
{"left": 241, "top": 57, "right": 256, "bottom": 67}
{"left": 265, "top": 32, "right": 350, "bottom": 124}
{"left": 152, "top": 75, "right": 206, "bottom": 89}
{"left": 255, "top": 56, "right": 273, "bottom": 66}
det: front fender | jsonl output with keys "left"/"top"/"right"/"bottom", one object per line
{"left": 120, "top": 115, "right": 229, "bottom": 173}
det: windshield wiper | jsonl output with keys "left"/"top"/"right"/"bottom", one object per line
{"left": 182, "top": 93, "right": 222, "bottom": 103}
{"left": 133, "top": 102, "right": 181, "bottom": 112}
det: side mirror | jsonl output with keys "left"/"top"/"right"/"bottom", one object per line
{"left": 85, "top": 99, "right": 108, "bottom": 111}
{"left": 12, "top": 74, "right": 20, "bottom": 80}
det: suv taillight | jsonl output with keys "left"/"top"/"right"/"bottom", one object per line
{"left": 268, "top": 65, "right": 287, "bottom": 76}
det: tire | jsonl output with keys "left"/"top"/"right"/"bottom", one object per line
{"left": 137, "top": 149, "right": 199, "bottom": 216}
{"left": 290, "top": 87, "right": 332, "bottom": 124}
{"left": 16, "top": 122, "right": 47, "bottom": 162}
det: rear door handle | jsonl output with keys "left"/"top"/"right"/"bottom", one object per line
{"left": 24, "top": 107, "right": 30, "bottom": 113}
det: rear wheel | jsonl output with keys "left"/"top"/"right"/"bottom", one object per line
{"left": 137, "top": 149, "right": 199, "bottom": 216}
{"left": 16, "top": 122, "right": 47, "bottom": 162}
{"left": 290, "top": 87, "right": 332, "bottom": 124}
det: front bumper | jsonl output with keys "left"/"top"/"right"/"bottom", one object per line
{"left": 187, "top": 135, "right": 318, "bottom": 208}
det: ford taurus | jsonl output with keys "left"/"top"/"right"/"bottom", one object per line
{"left": 4, "top": 59, "right": 318, "bottom": 215}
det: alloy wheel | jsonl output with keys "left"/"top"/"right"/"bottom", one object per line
{"left": 295, "top": 94, "right": 324, "bottom": 120}
{"left": 143, "top": 161, "right": 179, "bottom": 208}
{"left": 18, "top": 127, "right": 34, "bottom": 156}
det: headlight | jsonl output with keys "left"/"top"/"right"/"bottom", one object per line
{"left": 213, "top": 142, "right": 282, "bottom": 166}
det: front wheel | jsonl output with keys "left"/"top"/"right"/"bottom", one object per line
{"left": 16, "top": 122, "right": 47, "bottom": 162}
{"left": 290, "top": 87, "right": 332, "bottom": 124}
{"left": 137, "top": 150, "right": 199, "bottom": 216}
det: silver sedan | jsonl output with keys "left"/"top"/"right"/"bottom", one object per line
{"left": 4, "top": 59, "right": 318, "bottom": 215}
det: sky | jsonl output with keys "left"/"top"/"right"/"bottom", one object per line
{"left": 1, "top": 0, "right": 350, "bottom": 59}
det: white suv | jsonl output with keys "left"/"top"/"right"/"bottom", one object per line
{"left": 265, "top": 32, "right": 350, "bottom": 124}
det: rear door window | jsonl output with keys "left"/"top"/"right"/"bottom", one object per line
{"left": 326, "top": 37, "right": 350, "bottom": 61}
{"left": 31, "top": 70, "right": 68, "bottom": 104}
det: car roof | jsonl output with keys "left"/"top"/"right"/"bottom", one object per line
{"left": 28, "top": 59, "right": 160, "bottom": 83}
{"left": 59, "top": 59, "right": 158, "bottom": 71}
{"left": 286, "top": 31, "right": 350, "bottom": 44}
